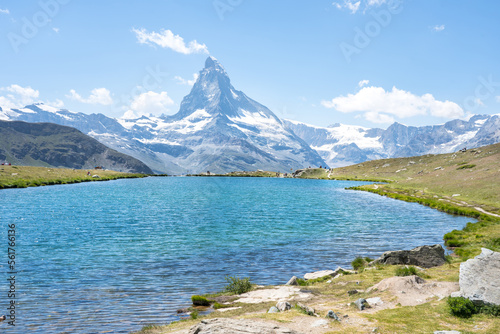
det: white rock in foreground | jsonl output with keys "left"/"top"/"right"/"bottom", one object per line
{"left": 452, "top": 248, "right": 500, "bottom": 305}
{"left": 235, "top": 286, "right": 312, "bottom": 304}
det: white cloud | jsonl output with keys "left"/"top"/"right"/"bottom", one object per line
{"left": 0, "top": 84, "right": 40, "bottom": 109}
{"left": 53, "top": 27, "right": 60, "bottom": 33}
{"left": 432, "top": 25, "right": 445, "bottom": 32}
{"left": 0, "top": 8, "right": 9, "bottom": 14}
{"left": 345, "top": 0, "right": 361, "bottom": 13}
{"left": 128, "top": 91, "right": 174, "bottom": 117}
{"left": 364, "top": 111, "right": 395, "bottom": 124}
{"left": 68, "top": 88, "right": 113, "bottom": 105}
{"left": 322, "top": 86, "right": 464, "bottom": 123}
{"left": 358, "top": 79, "right": 370, "bottom": 87}
{"left": 367, "top": 0, "right": 386, "bottom": 6}
{"left": 132, "top": 28, "right": 209, "bottom": 55}
{"left": 175, "top": 73, "right": 199, "bottom": 86}
{"left": 333, "top": 0, "right": 385, "bottom": 13}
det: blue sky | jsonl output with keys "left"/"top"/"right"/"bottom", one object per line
{"left": 0, "top": 0, "right": 499, "bottom": 128}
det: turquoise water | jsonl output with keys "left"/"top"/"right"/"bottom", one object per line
{"left": 0, "top": 177, "right": 474, "bottom": 333}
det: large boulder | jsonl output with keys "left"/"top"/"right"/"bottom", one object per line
{"left": 371, "top": 244, "right": 446, "bottom": 268}
{"left": 451, "top": 248, "right": 500, "bottom": 306}
{"left": 189, "top": 318, "right": 301, "bottom": 334}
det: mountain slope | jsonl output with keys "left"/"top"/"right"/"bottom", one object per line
{"left": 0, "top": 120, "right": 153, "bottom": 173}
{"left": 285, "top": 114, "right": 500, "bottom": 167}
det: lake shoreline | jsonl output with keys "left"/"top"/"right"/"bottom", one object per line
{"left": 0, "top": 165, "right": 169, "bottom": 190}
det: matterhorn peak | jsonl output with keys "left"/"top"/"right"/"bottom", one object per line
{"left": 204, "top": 56, "right": 224, "bottom": 70}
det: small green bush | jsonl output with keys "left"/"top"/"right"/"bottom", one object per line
{"left": 477, "top": 303, "right": 500, "bottom": 317}
{"left": 456, "top": 164, "right": 476, "bottom": 170}
{"left": 395, "top": 266, "right": 418, "bottom": 276}
{"left": 351, "top": 257, "right": 366, "bottom": 270}
{"left": 351, "top": 256, "right": 374, "bottom": 270}
{"left": 296, "top": 278, "right": 308, "bottom": 286}
{"left": 223, "top": 276, "right": 252, "bottom": 295}
{"left": 191, "top": 295, "right": 210, "bottom": 306}
{"left": 447, "top": 297, "right": 477, "bottom": 318}
{"left": 190, "top": 310, "right": 199, "bottom": 319}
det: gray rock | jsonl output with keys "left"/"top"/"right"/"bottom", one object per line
{"left": 434, "top": 331, "right": 461, "bottom": 334}
{"left": 303, "top": 266, "right": 349, "bottom": 280}
{"left": 276, "top": 301, "right": 292, "bottom": 312}
{"left": 303, "top": 270, "right": 335, "bottom": 280}
{"left": 268, "top": 306, "right": 279, "bottom": 313}
{"left": 296, "top": 302, "right": 315, "bottom": 316}
{"left": 311, "top": 319, "right": 329, "bottom": 327}
{"left": 347, "top": 289, "right": 358, "bottom": 295}
{"left": 454, "top": 248, "right": 500, "bottom": 306}
{"left": 366, "top": 297, "right": 383, "bottom": 306}
{"left": 286, "top": 276, "right": 298, "bottom": 286}
{"left": 326, "top": 310, "right": 340, "bottom": 321}
{"left": 354, "top": 298, "right": 368, "bottom": 311}
{"left": 189, "top": 318, "right": 302, "bottom": 333}
{"left": 371, "top": 244, "right": 446, "bottom": 268}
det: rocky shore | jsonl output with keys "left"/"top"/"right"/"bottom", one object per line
{"left": 136, "top": 245, "right": 500, "bottom": 334}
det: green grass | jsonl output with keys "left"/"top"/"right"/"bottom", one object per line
{"left": 351, "top": 256, "right": 373, "bottom": 270}
{"left": 223, "top": 276, "right": 253, "bottom": 295}
{"left": 191, "top": 295, "right": 210, "bottom": 306}
{"left": 0, "top": 165, "right": 151, "bottom": 189}
{"left": 456, "top": 164, "right": 476, "bottom": 170}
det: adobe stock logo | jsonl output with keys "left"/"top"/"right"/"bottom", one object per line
{"left": 213, "top": 0, "right": 244, "bottom": 21}
{"left": 339, "top": 0, "right": 404, "bottom": 63}
{"left": 7, "top": 0, "right": 71, "bottom": 54}
{"left": 463, "top": 75, "right": 500, "bottom": 112}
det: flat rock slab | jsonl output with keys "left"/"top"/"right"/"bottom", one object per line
{"left": 304, "top": 270, "right": 335, "bottom": 280}
{"left": 369, "top": 275, "right": 458, "bottom": 306}
{"left": 371, "top": 244, "right": 446, "bottom": 268}
{"left": 189, "top": 318, "right": 302, "bottom": 334}
{"left": 235, "top": 286, "right": 313, "bottom": 304}
{"left": 216, "top": 306, "right": 242, "bottom": 312}
{"left": 453, "top": 248, "right": 500, "bottom": 305}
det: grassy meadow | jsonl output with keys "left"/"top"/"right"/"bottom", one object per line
{"left": 0, "top": 165, "right": 150, "bottom": 189}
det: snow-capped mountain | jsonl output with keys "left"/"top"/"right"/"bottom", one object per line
{"left": 0, "top": 57, "right": 326, "bottom": 174}
{"left": 1, "top": 57, "right": 499, "bottom": 172}
{"left": 284, "top": 114, "right": 500, "bottom": 167}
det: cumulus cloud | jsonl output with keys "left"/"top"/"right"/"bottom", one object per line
{"left": 175, "top": 73, "right": 199, "bottom": 86}
{"left": 432, "top": 24, "right": 445, "bottom": 32}
{"left": 322, "top": 86, "right": 464, "bottom": 124}
{"left": 68, "top": 88, "right": 113, "bottom": 105}
{"left": 53, "top": 27, "right": 60, "bottom": 33}
{"left": 0, "top": 8, "right": 9, "bottom": 14}
{"left": 0, "top": 84, "right": 40, "bottom": 109}
{"left": 126, "top": 91, "right": 174, "bottom": 117}
{"left": 358, "top": 79, "right": 370, "bottom": 87}
{"left": 132, "top": 28, "right": 209, "bottom": 55}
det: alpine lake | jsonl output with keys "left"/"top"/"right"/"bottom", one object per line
{"left": 0, "top": 176, "right": 475, "bottom": 333}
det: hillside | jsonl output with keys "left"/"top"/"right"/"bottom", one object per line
{"left": 0, "top": 120, "right": 153, "bottom": 174}
{"left": 297, "top": 142, "right": 500, "bottom": 214}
